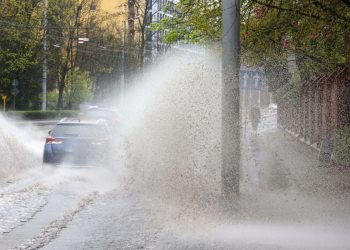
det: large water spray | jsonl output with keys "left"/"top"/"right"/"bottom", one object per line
{"left": 0, "top": 115, "right": 43, "bottom": 178}
{"left": 116, "top": 51, "right": 223, "bottom": 215}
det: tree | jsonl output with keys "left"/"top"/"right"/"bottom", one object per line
{"left": 47, "top": 0, "right": 87, "bottom": 110}
{"left": 154, "top": 0, "right": 350, "bottom": 88}
{"left": 241, "top": 0, "right": 350, "bottom": 81}
{"left": 47, "top": 0, "right": 122, "bottom": 109}
{"left": 151, "top": 0, "right": 221, "bottom": 44}
{"left": 65, "top": 70, "right": 92, "bottom": 108}
{"left": 0, "top": 0, "right": 43, "bottom": 109}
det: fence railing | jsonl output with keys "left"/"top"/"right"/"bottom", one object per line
{"left": 277, "top": 67, "right": 350, "bottom": 149}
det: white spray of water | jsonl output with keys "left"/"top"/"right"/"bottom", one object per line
{"left": 39, "top": 167, "right": 123, "bottom": 194}
{"left": 166, "top": 221, "right": 350, "bottom": 250}
{"left": 115, "top": 51, "right": 223, "bottom": 215}
{"left": 109, "top": 50, "right": 350, "bottom": 249}
{"left": 0, "top": 114, "right": 43, "bottom": 178}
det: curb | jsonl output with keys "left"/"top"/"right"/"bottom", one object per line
{"left": 280, "top": 126, "right": 321, "bottom": 153}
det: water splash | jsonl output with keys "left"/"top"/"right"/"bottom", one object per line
{"left": 0, "top": 114, "right": 43, "bottom": 178}
{"left": 116, "top": 51, "right": 223, "bottom": 215}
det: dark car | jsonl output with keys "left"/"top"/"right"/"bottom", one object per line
{"left": 81, "top": 106, "right": 120, "bottom": 128}
{"left": 43, "top": 118, "right": 111, "bottom": 166}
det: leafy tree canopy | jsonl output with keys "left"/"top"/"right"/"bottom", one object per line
{"left": 154, "top": 0, "right": 350, "bottom": 87}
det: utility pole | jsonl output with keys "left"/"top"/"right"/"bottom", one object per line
{"left": 145, "top": 0, "right": 153, "bottom": 65}
{"left": 121, "top": 21, "right": 126, "bottom": 105}
{"left": 42, "top": 0, "right": 48, "bottom": 111}
{"left": 128, "top": 0, "right": 135, "bottom": 40}
{"left": 222, "top": 0, "right": 241, "bottom": 196}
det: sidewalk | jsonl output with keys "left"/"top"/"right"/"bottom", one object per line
{"left": 150, "top": 110, "right": 350, "bottom": 249}
{"left": 240, "top": 108, "right": 350, "bottom": 224}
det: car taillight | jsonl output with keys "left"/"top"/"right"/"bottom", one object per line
{"left": 45, "top": 136, "right": 62, "bottom": 144}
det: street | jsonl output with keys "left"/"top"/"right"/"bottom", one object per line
{"left": 0, "top": 109, "right": 350, "bottom": 250}
{"left": 1, "top": 1, "right": 349, "bottom": 249}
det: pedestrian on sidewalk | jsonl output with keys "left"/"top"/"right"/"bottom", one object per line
{"left": 250, "top": 105, "right": 261, "bottom": 132}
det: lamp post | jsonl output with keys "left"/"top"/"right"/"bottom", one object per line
{"left": 145, "top": 0, "right": 153, "bottom": 65}
{"left": 121, "top": 21, "right": 126, "bottom": 105}
{"left": 42, "top": 0, "right": 48, "bottom": 111}
{"left": 221, "top": 0, "right": 241, "bottom": 197}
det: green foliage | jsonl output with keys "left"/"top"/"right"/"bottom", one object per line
{"left": 263, "top": 60, "right": 292, "bottom": 92}
{"left": 151, "top": 0, "right": 222, "bottom": 44}
{"left": 0, "top": 0, "right": 135, "bottom": 110}
{"left": 47, "top": 90, "right": 58, "bottom": 110}
{"left": 274, "top": 73, "right": 301, "bottom": 108}
{"left": 241, "top": 0, "right": 350, "bottom": 80}
{"left": 0, "top": 0, "right": 43, "bottom": 109}
{"left": 333, "top": 127, "right": 350, "bottom": 166}
{"left": 65, "top": 71, "right": 93, "bottom": 109}
{"left": 155, "top": 0, "right": 350, "bottom": 92}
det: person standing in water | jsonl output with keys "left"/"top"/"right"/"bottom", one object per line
{"left": 250, "top": 105, "right": 261, "bottom": 132}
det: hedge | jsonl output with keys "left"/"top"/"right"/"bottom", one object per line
{"left": 4, "top": 110, "right": 79, "bottom": 120}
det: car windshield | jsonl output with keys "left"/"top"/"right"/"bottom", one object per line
{"left": 51, "top": 124, "right": 108, "bottom": 138}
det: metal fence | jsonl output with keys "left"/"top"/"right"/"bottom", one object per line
{"left": 278, "top": 67, "right": 350, "bottom": 148}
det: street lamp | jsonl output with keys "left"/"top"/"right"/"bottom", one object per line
{"left": 120, "top": 21, "right": 126, "bottom": 106}
{"left": 120, "top": 15, "right": 140, "bottom": 106}
{"left": 42, "top": 0, "right": 48, "bottom": 111}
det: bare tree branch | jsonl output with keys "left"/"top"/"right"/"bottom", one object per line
{"left": 253, "top": 0, "right": 326, "bottom": 21}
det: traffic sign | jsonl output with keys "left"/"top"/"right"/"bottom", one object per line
{"left": 78, "top": 37, "right": 89, "bottom": 44}
{"left": 12, "top": 79, "right": 19, "bottom": 86}
{"left": 240, "top": 69, "right": 263, "bottom": 90}
{"left": 11, "top": 87, "right": 19, "bottom": 96}
{"left": 2, "top": 95, "right": 6, "bottom": 112}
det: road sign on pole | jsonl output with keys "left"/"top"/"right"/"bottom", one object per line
{"left": 12, "top": 79, "right": 19, "bottom": 86}
{"left": 240, "top": 69, "right": 263, "bottom": 90}
{"left": 2, "top": 95, "right": 7, "bottom": 112}
{"left": 78, "top": 37, "right": 89, "bottom": 44}
{"left": 10, "top": 87, "right": 19, "bottom": 96}
{"left": 11, "top": 86, "right": 19, "bottom": 110}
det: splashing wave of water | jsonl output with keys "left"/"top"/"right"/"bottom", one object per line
{"left": 0, "top": 115, "right": 42, "bottom": 178}
{"left": 119, "top": 51, "right": 223, "bottom": 215}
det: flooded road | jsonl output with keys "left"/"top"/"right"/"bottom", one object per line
{"left": 1, "top": 107, "right": 349, "bottom": 249}
{"left": 0, "top": 55, "right": 350, "bottom": 249}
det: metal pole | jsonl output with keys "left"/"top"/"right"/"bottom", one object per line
{"left": 249, "top": 77, "right": 252, "bottom": 110}
{"left": 145, "top": 0, "right": 153, "bottom": 65}
{"left": 222, "top": 0, "right": 241, "bottom": 196}
{"left": 244, "top": 74, "right": 248, "bottom": 137}
{"left": 121, "top": 21, "right": 126, "bottom": 105}
{"left": 42, "top": 0, "right": 48, "bottom": 111}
